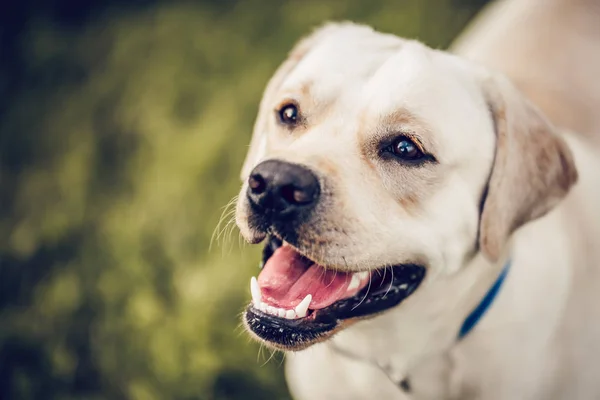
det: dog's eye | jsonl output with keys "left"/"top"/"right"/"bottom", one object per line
{"left": 278, "top": 103, "right": 299, "bottom": 126}
{"left": 391, "top": 136, "right": 423, "bottom": 160}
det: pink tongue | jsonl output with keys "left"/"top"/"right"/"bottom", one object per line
{"left": 257, "top": 245, "right": 368, "bottom": 310}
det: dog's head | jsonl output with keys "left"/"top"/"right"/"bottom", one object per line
{"left": 236, "top": 23, "right": 577, "bottom": 351}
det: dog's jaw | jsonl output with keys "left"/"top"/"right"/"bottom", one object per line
{"left": 243, "top": 236, "right": 427, "bottom": 351}
{"left": 285, "top": 251, "right": 507, "bottom": 398}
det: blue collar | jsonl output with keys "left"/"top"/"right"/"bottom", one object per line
{"left": 457, "top": 260, "right": 511, "bottom": 340}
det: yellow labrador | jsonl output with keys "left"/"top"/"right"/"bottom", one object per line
{"left": 235, "top": 1, "right": 600, "bottom": 398}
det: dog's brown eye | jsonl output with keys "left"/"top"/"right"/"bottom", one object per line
{"left": 392, "top": 137, "right": 423, "bottom": 160}
{"left": 278, "top": 103, "right": 299, "bottom": 126}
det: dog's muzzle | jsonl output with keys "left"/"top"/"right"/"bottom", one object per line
{"left": 241, "top": 160, "right": 426, "bottom": 351}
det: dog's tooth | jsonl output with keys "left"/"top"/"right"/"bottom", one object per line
{"left": 295, "top": 294, "right": 312, "bottom": 318}
{"left": 259, "top": 302, "right": 268, "bottom": 312}
{"left": 285, "top": 309, "right": 297, "bottom": 319}
{"left": 267, "top": 305, "right": 276, "bottom": 315}
{"left": 357, "top": 271, "right": 369, "bottom": 280}
{"left": 250, "top": 276, "right": 262, "bottom": 306}
{"left": 277, "top": 308, "right": 286, "bottom": 318}
{"left": 347, "top": 273, "right": 362, "bottom": 291}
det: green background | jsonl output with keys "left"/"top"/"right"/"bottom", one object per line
{"left": 0, "top": 1, "right": 487, "bottom": 398}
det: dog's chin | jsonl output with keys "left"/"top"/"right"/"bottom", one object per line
{"left": 243, "top": 234, "right": 426, "bottom": 351}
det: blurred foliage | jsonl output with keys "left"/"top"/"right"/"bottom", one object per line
{"left": 0, "top": 0, "right": 488, "bottom": 399}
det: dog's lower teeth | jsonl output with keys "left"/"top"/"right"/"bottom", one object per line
{"left": 250, "top": 276, "right": 314, "bottom": 319}
{"left": 257, "top": 301, "right": 305, "bottom": 319}
{"left": 254, "top": 299, "right": 310, "bottom": 320}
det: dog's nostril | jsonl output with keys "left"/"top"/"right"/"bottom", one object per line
{"left": 293, "top": 189, "right": 312, "bottom": 204}
{"left": 280, "top": 184, "right": 313, "bottom": 205}
{"left": 248, "top": 174, "right": 267, "bottom": 194}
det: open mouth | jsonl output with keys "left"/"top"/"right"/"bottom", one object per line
{"left": 243, "top": 234, "right": 426, "bottom": 350}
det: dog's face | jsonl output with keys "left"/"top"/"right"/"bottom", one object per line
{"left": 236, "top": 23, "right": 577, "bottom": 351}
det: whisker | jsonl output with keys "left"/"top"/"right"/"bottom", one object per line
{"left": 216, "top": 215, "right": 238, "bottom": 255}
{"left": 234, "top": 323, "right": 247, "bottom": 336}
{"left": 321, "top": 246, "right": 327, "bottom": 273}
{"left": 209, "top": 195, "right": 238, "bottom": 252}
{"left": 220, "top": 215, "right": 239, "bottom": 257}
{"left": 384, "top": 265, "right": 394, "bottom": 297}
{"left": 237, "top": 230, "right": 244, "bottom": 251}
{"left": 352, "top": 268, "right": 372, "bottom": 310}
{"left": 257, "top": 343, "right": 264, "bottom": 363}
{"left": 325, "top": 268, "right": 338, "bottom": 289}
{"left": 224, "top": 218, "right": 240, "bottom": 256}
{"left": 261, "top": 347, "right": 279, "bottom": 367}
{"left": 217, "top": 207, "right": 236, "bottom": 235}
{"left": 341, "top": 257, "right": 350, "bottom": 288}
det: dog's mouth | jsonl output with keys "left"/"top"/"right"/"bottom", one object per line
{"left": 243, "top": 234, "right": 426, "bottom": 350}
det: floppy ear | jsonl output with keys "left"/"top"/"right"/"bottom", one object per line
{"left": 240, "top": 23, "right": 350, "bottom": 179}
{"left": 478, "top": 75, "right": 578, "bottom": 262}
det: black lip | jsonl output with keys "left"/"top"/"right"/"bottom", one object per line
{"left": 245, "top": 236, "right": 426, "bottom": 350}
{"left": 245, "top": 308, "right": 337, "bottom": 349}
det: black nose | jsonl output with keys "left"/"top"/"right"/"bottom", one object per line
{"left": 247, "top": 160, "right": 320, "bottom": 218}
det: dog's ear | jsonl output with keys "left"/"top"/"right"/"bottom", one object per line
{"left": 240, "top": 23, "right": 350, "bottom": 179}
{"left": 478, "top": 75, "right": 578, "bottom": 262}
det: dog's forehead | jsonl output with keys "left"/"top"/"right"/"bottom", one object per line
{"left": 281, "top": 30, "right": 478, "bottom": 118}
{"left": 273, "top": 27, "right": 491, "bottom": 159}
{"left": 363, "top": 46, "right": 487, "bottom": 134}
{"left": 280, "top": 28, "right": 405, "bottom": 99}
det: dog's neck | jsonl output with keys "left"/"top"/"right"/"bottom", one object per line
{"left": 326, "top": 251, "right": 508, "bottom": 384}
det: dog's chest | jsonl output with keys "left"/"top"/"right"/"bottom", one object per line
{"left": 284, "top": 345, "right": 462, "bottom": 400}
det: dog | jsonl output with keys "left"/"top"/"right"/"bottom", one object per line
{"left": 234, "top": 0, "right": 600, "bottom": 398}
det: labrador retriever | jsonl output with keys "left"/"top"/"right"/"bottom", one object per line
{"left": 234, "top": 1, "right": 600, "bottom": 398}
